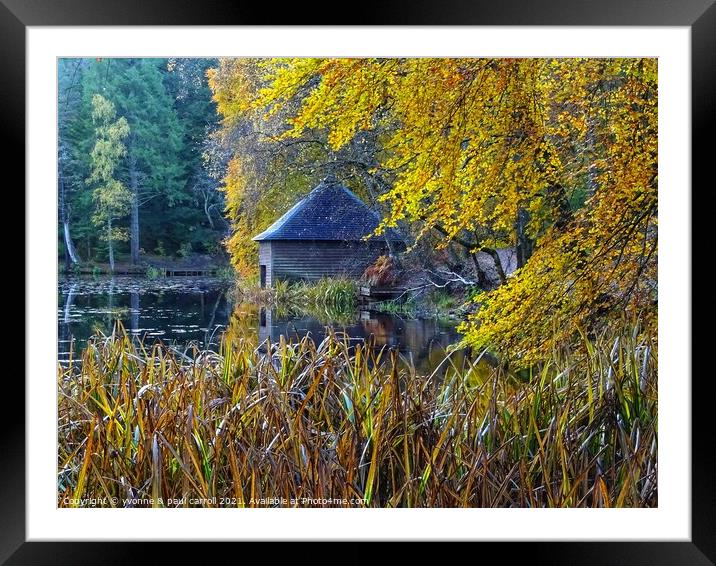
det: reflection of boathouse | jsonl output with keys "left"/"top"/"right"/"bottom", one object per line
{"left": 252, "top": 178, "right": 404, "bottom": 287}
{"left": 257, "top": 307, "right": 462, "bottom": 374}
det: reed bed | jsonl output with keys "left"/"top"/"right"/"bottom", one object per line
{"left": 232, "top": 277, "right": 357, "bottom": 324}
{"left": 58, "top": 322, "right": 657, "bottom": 508}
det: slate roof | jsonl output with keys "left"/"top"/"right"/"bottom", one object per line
{"left": 252, "top": 179, "right": 403, "bottom": 242}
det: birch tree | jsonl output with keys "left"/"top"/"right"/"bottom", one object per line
{"left": 86, "top": 94, "right": 131, "bottom": 273}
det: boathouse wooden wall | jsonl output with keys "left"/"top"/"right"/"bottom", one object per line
{"left": 258, "top": 242, "right": 273, "bottom": 287}
{"left": 259, "top": 240, "right": 391, "bottom": 285}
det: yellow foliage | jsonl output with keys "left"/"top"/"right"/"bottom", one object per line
{"left": 209, "top": 60, "right": 320, "bottom": 277}
{"left": 211, "top": 57, "right": 658, "bottom": 364}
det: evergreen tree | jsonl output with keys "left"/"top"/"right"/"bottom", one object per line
{"left": 58, "top": 59, "right": 88, "bottom": 267}
{"left": 58, "top": 58, "right": 226, "bottom": 266}
{"left": 83, "top": 58, "right": 184, "bottom": 264}
{"left": 161, "top": 58, "right": 226, "bottom": 254}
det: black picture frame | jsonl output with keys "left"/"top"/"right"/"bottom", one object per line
{"left": 5, "top": 0, "right": 709, "bottom": 563}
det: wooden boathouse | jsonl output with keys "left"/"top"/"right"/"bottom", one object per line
{"left": 252, "top": 178, "right": 404, "bottom": 287}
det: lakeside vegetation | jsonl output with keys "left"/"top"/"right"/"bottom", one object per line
{"left": 229, "top": 278, "right": 358, "bottom": 324}
{"left": 212, "top": 58, "right": 657, "bottom": 368}
{"left": 58, "top": 57, "right": 659, "bottom": 508}
{"left": 58, "top": 320, "right": 656, "bottom": 508}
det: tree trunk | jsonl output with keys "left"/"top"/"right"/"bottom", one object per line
{"left": 58, "top": 165, "right": 80, "bottom": 267}
{"left": 547, "top": 183, "right": 573, "bottom": 231}
{"left": 203, "top": 193, "right": 216, "bottom": 229}
{"left": 431, "top": 224, "right": 493, "bottom": 287}
{"left": 482, "top": 247, "right": 507, "bottom": 285}
{"left": 470, "top": 253, "right": 488, "bottom": 289}
{"left": 64, "top": 222, "right": 80, "bottom": 264}
{"left": 107, "top": 217, "right": 115, "bottom": 273}
{"left": 515, "top": 208, "right": 533, "bottom": 269}
{"left": 129, "top": 154, "right": 140, "bottom": 265}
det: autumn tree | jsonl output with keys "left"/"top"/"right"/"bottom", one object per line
{"left": 86, "top": 94, "right": 131, "bottom": 273}
{"left": 208, "top": 58, "right": 406, "bottom": 276}
{"left": 208, "top": 59, "right": 320, "bottom": 275}
{"left": 217, "top": 57, "right": 657, "bottom": 365}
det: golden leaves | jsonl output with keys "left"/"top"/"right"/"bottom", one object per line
{"left": 210, "top": 57, "right": 658, "bottom": 364}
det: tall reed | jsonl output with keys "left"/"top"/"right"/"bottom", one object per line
{"left": 58, "top": 321, "right": 656, "bottom": 507}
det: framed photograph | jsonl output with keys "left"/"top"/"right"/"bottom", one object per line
{"left": 7, "top": 0, "right": 709, "bottom": 562}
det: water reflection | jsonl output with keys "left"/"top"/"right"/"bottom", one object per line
{"left": 58, "top": 276, "right": 233, "bottom": 362}
{"left": 253, "top": 305, "right": 463, "bottom": 375}
{"left": 58, "top": 277, "right": 469, "bottom": 376}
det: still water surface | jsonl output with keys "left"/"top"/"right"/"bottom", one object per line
{"left": 58, "top": 277, "right": 464, "bottom": 373}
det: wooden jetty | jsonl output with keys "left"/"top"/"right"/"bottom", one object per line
{"left": 162, "top": 269, "right": 217, "bottom": 277}
{"left": 359, "top": 285, "right": 407, "bottom": 301}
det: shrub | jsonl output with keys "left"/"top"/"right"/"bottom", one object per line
{"left": 363, "top": 255, "right": 399, "bottom": 286}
